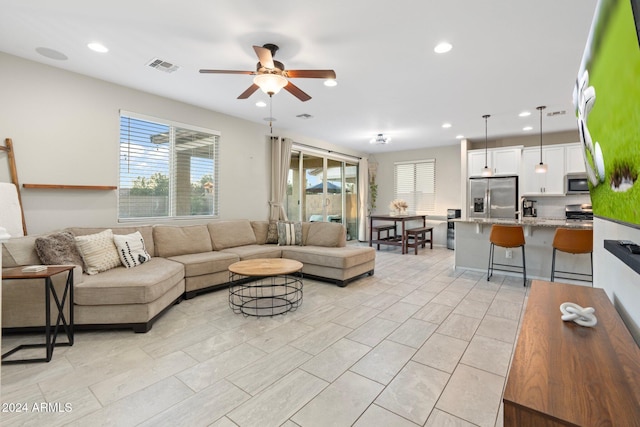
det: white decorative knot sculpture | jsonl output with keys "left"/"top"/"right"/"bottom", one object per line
{"left": 560, "top": 302, "right": 597, "bottom": 327}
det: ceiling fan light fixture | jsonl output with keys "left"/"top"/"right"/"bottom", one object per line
{"left": 324, "top": 79, "right": 337, "bottom": 87}
{"left": 253, "top": 73, "right": 288, "bottom": 95}
{"left": 370, "top": 133, "right": 391, "bottom": 144}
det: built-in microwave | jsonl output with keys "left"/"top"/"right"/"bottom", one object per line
{"left": 565, "top": 173, "right": 590, "bottom": 194}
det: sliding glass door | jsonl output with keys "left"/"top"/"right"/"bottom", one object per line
{"left": 286, "top": 150, "right": 358, "bottom": 240}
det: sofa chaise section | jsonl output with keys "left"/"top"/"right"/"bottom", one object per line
{"left": 281, "top": 221, "right": 375, "bottom": 286}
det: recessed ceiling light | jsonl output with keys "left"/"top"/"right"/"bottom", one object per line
{"left": 456, "top": 134, "right": 464, "bottom": 139}
{"left": 434, "top": 42, "right": 453, "bottom": 54}
{"left": 324, "top": 79, "right": 337, "bottom": 87}
{"left": 523, "top": 126, "right": 533, "bottom": 131}
{"left": 87, "top": 42, "right": 108, "bottom": 53}
{"left": 35, "top": 47, "right": 68, "bottom": 60}
{"left": 519, "top": 111, "right": 531, "bottom": 117}
{"left": 442, "top": 122, "right": 452, "bottom": 128}
{"left": 255, "top": 101, "right": 267, "bottom": 107}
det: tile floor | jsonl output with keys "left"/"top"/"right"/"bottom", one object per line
{"left": 1, "top": 245, "right": 529, "bottom": 426}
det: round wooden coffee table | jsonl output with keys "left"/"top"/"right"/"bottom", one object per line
{"left": 228, "top": 258, "right": 303, "bottom": 317}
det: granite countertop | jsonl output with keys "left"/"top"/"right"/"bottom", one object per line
{"left": 451, "top": 217, "right": 593, "bottom": 229}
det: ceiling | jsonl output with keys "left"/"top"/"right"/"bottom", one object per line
{"left": 0, "top": 0, "right": 597, "bottom": 154}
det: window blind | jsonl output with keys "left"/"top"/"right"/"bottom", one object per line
{"left": 119, "top": 112, "right": 219, "bottom": 220}
{"left": 394, "top": 159, "right": 436, "bottom": 213}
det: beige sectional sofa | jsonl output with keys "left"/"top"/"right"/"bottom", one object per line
{"left": 1, "top": 220, "right": 375, "bottom": 333}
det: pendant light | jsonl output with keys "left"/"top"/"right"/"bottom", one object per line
{"left": 481, "top": 114, "right": 493, "bottom": 177}
{"left": 535, "top": 105, "right": 548, "bottom": 173}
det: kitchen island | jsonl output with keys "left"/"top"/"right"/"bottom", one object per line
{"left": 452, "top": 217, "right": 593, "bottom": 282}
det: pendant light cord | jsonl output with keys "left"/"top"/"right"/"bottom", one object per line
{"left": 539, "top": 107, "right": 543, "bottom": 163}
{"left": 537, "top": 105, "right": 546, "bottom": 163}
{"left": 483, "top": 114, "right": 490, "bottom": 166}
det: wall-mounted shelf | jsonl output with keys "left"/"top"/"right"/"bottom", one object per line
{"left": 23, "top": 184, "right": 117, "bottom": 191}
{"left": 604, "top": 240, "right": 640, "bottom": 275}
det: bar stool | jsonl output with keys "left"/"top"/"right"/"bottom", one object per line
{"left": 487, "top": 224, "right": 527, "bottom": 287}
{"left": 551, "top": 228, "right": 593, "bottom": 283}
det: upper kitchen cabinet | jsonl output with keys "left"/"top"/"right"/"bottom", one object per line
{"left": 468, "top": 147, "right": 522, "bottom": 177}
{"left": 565, "top": 143, "right": 587, "bottom": 174}
{"left": 521, "top": 146, "right": 565, "bottom": 195}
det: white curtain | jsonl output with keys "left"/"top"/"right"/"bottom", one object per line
{"left": 269, "top": 137, "right": 293, "bottom": 221}
{"left": 358, "top": 157, "right": 369, "bottom": 241}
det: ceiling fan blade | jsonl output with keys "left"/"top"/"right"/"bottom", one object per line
{"left": 237, "top": 84, "right": 260, "bottom": 99}
{"left": 285, "top": 69, "right": 336, "bottom": 79}
{"left": 199, "top": 69, "right": 255, "bottom": 74}
{"left": 284, "top": 81, "right": 312, "bottom": 102}
{"left": 253, "top": 45, "right": 275, "bottom": 69}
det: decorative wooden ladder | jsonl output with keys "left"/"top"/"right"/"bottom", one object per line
{"left": 0, "top": 138, "right": 27, "bottom": 235}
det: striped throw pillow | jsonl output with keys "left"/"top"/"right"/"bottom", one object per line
{"left": 277, "top": 221, "right": 302, "bottom": 246}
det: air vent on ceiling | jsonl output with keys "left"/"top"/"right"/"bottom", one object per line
{"left": 546, "top": 110, "right": 566, "bottom": 117}
{"left": 296, "top": 113, "right": 313, "bottom": 119}
{"left": 146, "top": 58, "right": 179, "bottom": 73}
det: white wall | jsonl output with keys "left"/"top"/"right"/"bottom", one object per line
{"left": 0, "top": 53, "right": 364, "bottom": 234}
{"left": 373, "top": 144, "right": 461, "bottom": 217}
{"left": 372, "top": 145, "right": 461, "bottom": 246}
{"left": 593, "top": 218, "right": 640, "bottom": 344}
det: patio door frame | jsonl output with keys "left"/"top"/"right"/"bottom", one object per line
{"left": 286, "top": 145, "right": 359, "bottom": 240}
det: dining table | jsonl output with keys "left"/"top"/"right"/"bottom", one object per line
{"left": 369, "top": 213, "right": 427, "bottom": 254}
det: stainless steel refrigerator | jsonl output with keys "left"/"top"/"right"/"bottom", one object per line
{"left": 469, "top": 176, "right": 518, "bottom": 219}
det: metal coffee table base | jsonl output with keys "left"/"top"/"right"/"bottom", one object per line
{"left": 229, "top": 273, "right": 303, "bottom": 317}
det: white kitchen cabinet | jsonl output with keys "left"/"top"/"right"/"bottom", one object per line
{"left": 492, "top": 147, "right": 521, "bottom": 175}
{"left": 468, "top": 150, "right": 490, "bottom": 177}
{"left": 521, "top": 146, "right": 565, "bottom": 195}
{"left": 468, "top": 147, "right": 521, "bottom": 177}
{"left": 565, "top": 143, "right": 587, "bottom": 174}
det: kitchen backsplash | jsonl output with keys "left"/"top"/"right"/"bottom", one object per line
{"left": 528, "top": 194, "right": 592, "bottom": 219}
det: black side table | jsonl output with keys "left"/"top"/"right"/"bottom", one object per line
{"left": 2, "top": 265, "right": 75, "bottom": 364}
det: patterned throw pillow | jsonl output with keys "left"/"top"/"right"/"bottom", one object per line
{"left": 34, "top": 231, "right": 84, "bottom": 268}
{"left": 113, "top": 231, "right": 152, "bottom": 268}
{"left": 74, "top": 229, "right": 122, "bottom": 275}
{"left": 266, "top": 221, "right": 279, "bottom": 244}
{"left": 277, "top": 221, "right": 303, "bottom": 246}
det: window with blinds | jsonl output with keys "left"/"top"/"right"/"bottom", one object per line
{"left": 394, "top": 159, "right": 436, "bottom": 213}
{"left": 119, "top": 112, "right": 219, "bottom": 220}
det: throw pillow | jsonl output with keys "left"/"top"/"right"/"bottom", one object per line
{"left": 266, "top": 221, "right": 279, "bottom": 244}
{"left": 277, "top": 221, "right": 302, "bottom": 246}
{"left": 113, "top": 231, "right": 152, "bottom": 268}
{"left": 74, "top": 229, "right": 122, "bottom": 275}
{"left": 34, "top": 231, "right": 84, "bottom": 267}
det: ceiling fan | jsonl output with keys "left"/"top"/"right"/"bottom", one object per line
{"left": 199, "top": 43, "right": 336, "bottom": 102}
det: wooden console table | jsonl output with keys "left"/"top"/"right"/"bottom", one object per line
{"left": 504, "top": 280, "right": 640, "bottom": 426}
